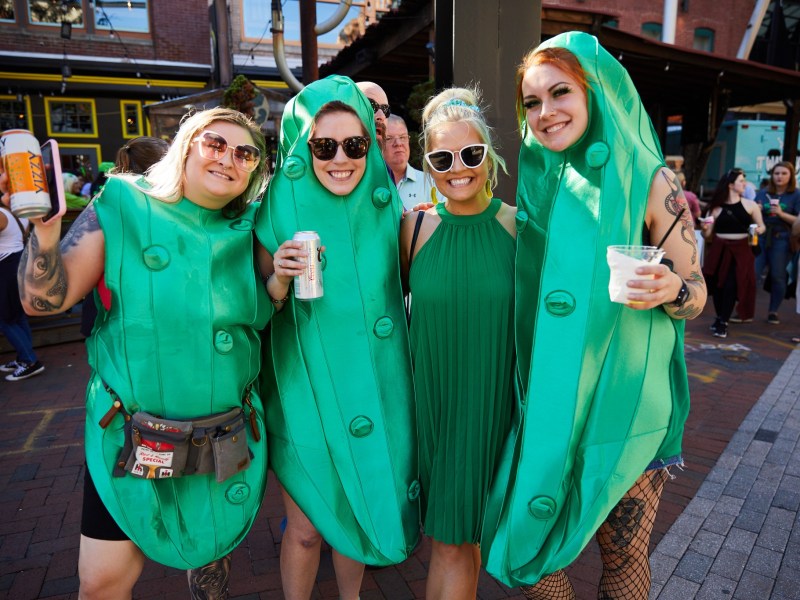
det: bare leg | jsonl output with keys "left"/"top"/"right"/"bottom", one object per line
{"left": 78, "top": 534, "right": 145, "bottom": 600}
{"left": 521, "top": 570, "right": 576, "bottom": 600}
{"left": 187, "top": 554, "right": 232, "bottom": 599}
{"left": 595, "top": 469, "right": 668, "bottom": 599}
{"left": 426, "top": 539, "right": 480, "bottom": 600}
{"left": 331, "top": 549, "right": 365, "bottom": 600}
{"left": 279, "top": 487, "right": 324, "bottom": 600}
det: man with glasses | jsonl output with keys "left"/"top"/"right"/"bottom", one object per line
{"left": 383, "top": 115, "right": 439, "bottom": 211}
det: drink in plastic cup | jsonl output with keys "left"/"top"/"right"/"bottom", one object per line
{"left": 701, "top": 215, "right": 714, "bottom": 227}
{"left": 769, "top": 196, "right": 780, "bottom": 214}
{"left": 607, "top": 245, "right": 666, "bottom": 304}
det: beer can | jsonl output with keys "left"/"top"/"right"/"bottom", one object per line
{"left": 293, "top": 231, "right": 323, "bottom": 300}
{"left": 748, "top": 223, "right": 758, "bottom": 246}
{"left": 0, "top": 129, "right": 51, "bottom": 218}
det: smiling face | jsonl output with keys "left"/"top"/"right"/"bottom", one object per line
{"left": 183, "top": 120, "right": 254, "bottom": 210}
{"left": 521, "top": 62, "right": 589, "bottom": 153}
{"left": 310, "top": 111, "right": 368, "bottom": 196}
{"left": 427, "top": 121, "right": 489, "bottom": 207}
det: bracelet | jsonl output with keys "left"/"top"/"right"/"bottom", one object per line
{"left": 263, "top": 273, "right": 290, "bottom": 305}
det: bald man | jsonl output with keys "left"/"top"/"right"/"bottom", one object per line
{"left": 356, "top": 81, "right": 390, "bottom": 147}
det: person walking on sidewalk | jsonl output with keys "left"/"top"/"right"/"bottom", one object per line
{"left": 754, "top": 161, "right": 800, "bottom": 325}
{"left": 702, "top": 168, "right": 765, "bottom": 338}
{"left": 0, "top": 188, "right": 44, "bottom": 382}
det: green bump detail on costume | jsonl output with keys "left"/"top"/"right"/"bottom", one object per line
{"left": 255, "top": 75, "right": 419, "bottom": 565}
{"left": 483, "top": 32, "right": 690, "bottom": 585}
{"left": 86, "top": 177, "right": 271, "bottom": 570}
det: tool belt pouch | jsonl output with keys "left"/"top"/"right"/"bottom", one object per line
{"left": 120, "top": 408, "right": 250, "bottom": 483}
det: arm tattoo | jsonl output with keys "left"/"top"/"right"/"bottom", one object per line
{"left": 61, "top": 204, "right": 99, "bottom": 251}
{"left": 661, "top": 171, "right": 697, "bottom": 264}
{"left": 673, "top": 271, "right": 705, "bottom": 319}
{"left": 17, "top": 228, "right": 68, "bottom": 313}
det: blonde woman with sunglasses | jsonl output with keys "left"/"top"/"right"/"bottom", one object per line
{"left": 8, "top": 107, "right": 280, "bottom": 599}
{"left": 398, "top": 87, "right": 516, "bottom": 600}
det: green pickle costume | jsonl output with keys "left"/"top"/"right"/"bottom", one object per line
{"left": 255, "top": 75, "right": 419, "bottom": 566}
{"left": 483, "top": 32, "right": 690, "bottom": 585}
{"left": 85, "top": 177, "right": 271, "bottom": 569}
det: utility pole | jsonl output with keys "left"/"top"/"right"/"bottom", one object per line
{"left": 213, "top": 0, "right": 232, "bottom": 87}
{"left": 299, "top": 0, "right": 319, "bottom": 84}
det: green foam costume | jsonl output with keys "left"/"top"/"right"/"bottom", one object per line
{"left": 255, "top": 75, "right": 419, "bottom": 566}
{"left": 86, "top": 177, "right": 271, "bottom": 569}
{"left": 482, "top": 31, "right": 690, "bottom": 585}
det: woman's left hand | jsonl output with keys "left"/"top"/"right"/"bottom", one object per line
{"left": 623, "top": 263, "right": 682, "bottom": 311}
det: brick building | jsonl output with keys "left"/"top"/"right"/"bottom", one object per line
{"left": 0, "top": 0, "right": 212, "bottom": 176}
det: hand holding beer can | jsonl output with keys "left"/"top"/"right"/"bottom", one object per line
{"left": 293, "top": 231, "right": 323, "bottom": 300}
{"left": 0, "top": 129, "right": 51, "bottom": 218}
{"left": 748, "top": 223, "right": 759, "bottom": 246}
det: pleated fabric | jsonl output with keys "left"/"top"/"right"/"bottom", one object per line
{"left": 409, "top": 198, "right": 515, "bottom": 545}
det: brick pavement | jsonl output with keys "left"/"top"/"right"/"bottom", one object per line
{"left": 0, "top": 289, "right": 798, "bottom": 599}
{"left": 650, "top": 345, "right": 800, "bottom": 600}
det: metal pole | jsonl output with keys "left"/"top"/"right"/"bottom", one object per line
{"left": 213, "top": 0, "right": 232, "bottom": 87}
{"left": 737, "top": 0, "right": 770, "bottom": 59}
{"left": 299, "top": 0, "right": 319, "bottom": 84}
{"left": 662, "top": 0, "right": 678, "bottom": 44}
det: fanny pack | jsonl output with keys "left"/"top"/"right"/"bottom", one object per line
{"left": 98, "top": 382, "right": 261, "bottom": 483}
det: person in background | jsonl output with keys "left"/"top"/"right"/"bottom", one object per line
{"left": 701, "top": 168, "right": 765, "bottom": 337}
{"left": 89, "top": 162, "right": 115, "bottom": 198}
{"left": 63, "top": 171, "right": 90, "bottom": 209}
{"left": 383, "top": 114, "right": 439, "bottom": 210}
{"left": 356, "top": 80, "right": 391, "bottom": 148}
{"left": 0, "top": 172, "right": 45, "bottom": 381}
{"left": 485, "top": 32, "right": 706, "bottom": 599}
{"left": 754, "top": 161, "right": 800, "bottom": 324}
{"left": 113, "top": 136, "right": 170, "bottom": 175}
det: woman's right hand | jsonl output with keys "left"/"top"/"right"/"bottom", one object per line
{"left": 272, "top": 240, "right": 309, "bottom": 286}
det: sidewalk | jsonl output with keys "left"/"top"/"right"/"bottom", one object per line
{"left": 0, "top": 289, "right": 799, "bottom": 599}
{"left": 650, "top": 346, "right": 800, "bottom": 600}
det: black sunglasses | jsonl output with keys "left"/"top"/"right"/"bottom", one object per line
{"left": 425, "top": 144, "right": 488, "bottom": 173}
{"left": 308, "top": 136, "right": 371, "bottom": 161}
{"left": 368, "top": 98, "right": 391, "bottom": 117}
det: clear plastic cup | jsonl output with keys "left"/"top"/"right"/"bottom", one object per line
{"left": 607, "top": 245, "right": 665, "bottom": 304}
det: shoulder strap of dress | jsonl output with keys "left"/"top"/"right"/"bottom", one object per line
{"left": 408, "top": 210, "right": 425, "bottom": 269}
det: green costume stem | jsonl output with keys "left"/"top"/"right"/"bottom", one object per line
{"left": 255, "top": 75, "right": 419, "bottom": 566}
{"left": 86, "top": 177, "right": 271, "bottom": 569}
{"left": 482, "top": 32, "right": 690, "bottom": 586}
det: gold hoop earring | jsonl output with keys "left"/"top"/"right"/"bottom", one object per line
{"left": 431, "top": 186, "right": 439, "bottom": 204}
{"left": 485, "top": 180, "right": 493, "bottom": 200}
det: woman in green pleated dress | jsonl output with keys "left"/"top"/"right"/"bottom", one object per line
{"left": 399, "top": 87, "right": 516, "bottom": 600}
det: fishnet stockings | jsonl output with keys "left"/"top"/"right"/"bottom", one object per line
{"left": 520, "top": 468, "right": 669, "bottom": 600}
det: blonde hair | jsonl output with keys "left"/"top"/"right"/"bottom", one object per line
{"left": 421, "top": 86, "right": 507, "bottom": 189}
{"left": 142, "top": 107, "right": 268, "bottom": 217}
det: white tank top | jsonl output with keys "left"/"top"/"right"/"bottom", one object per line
{"left": 0, "top": 207, "right": 28, "bottom": 260}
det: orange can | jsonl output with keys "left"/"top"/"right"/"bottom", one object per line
{"left": 0, "top": 129, "right": 51, "bottom": 218}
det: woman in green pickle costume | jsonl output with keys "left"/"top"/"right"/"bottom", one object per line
{"left": 482, "top": 32, "right": 707, "bottom": 598}
{"left": 254, "top": 76, "right": 418, "bottom": 599}
{"left": 12, "top": 107, "right": 273, "bottom": 599}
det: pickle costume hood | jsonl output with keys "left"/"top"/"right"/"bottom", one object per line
{"left": 85, "top": 176, "right": 272, "bottom": 569}
{"left": 482, "top": 31, "right": 690, "bottom": 585}
{"left": 255, "top": 75, "right": 419, "bottom": 566}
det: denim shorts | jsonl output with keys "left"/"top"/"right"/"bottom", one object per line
{"left": 645, "top": 454, "right": 683, "bottom": 472}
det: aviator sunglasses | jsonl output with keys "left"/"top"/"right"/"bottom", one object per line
{"left": 368, "top": 98, "right": 391, "bottom": 117}
{"left": 308, "top": 136, "right": 371, "bottom": 161}
{"left": 425, "top": 143, "right": 488, "bottom": 173}
{"left": 192, "top": 130, "right": 261, "bottom": 172}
